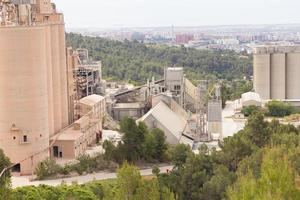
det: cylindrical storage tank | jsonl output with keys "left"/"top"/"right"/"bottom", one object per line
{"left": 50, "top": 24, "right": 63, "bottom": 134}
{"left": 253, "top": 54, "right": 271, "bottom": 100}
{"left": 58, "top": 24, "right": 69, "bottom": 128}
{"left": 286, "top": 52, "right": 300, "bottom": 99}
{"left": 270, "top": 53, "right": 286, "bottom": 99}
{"left": 0, "top": 26, "right": 50, "bottom": 175}
{"left": 45, "top": 25, "right": 55, "bottom": 136}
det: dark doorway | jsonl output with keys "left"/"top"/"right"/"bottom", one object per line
{"left": 12, "top": 164, "right": 21, "bottom": 173}
{"left": 53, "top": 146, "right": 59, "bottom": 157}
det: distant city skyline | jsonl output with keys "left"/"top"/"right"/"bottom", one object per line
{"left": 53, "top": 0, "right": 299, "bottom": 29}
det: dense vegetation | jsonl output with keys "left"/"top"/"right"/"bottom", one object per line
{"left": 241, "top": 100, "right": 296, "bottom": 118}
{"left": 103, "top": 117, "right": 168, "bottom": 163}
{"left": 66, "top": 33, "right": 252, "bottom": 84}
{"left": 34, "top": 117, "right": 168, "bottom": 180}
{"left": 11, "top": 163, "right": 175, "bottom": 200}
{"left": 3, "top": 111, "right": 300, "bottom": 199}
{"left": 153, "top": 111, "right": 300, "bottom": 200}
{"left": 66, "top": 33, "right": 253, "bottom": 104}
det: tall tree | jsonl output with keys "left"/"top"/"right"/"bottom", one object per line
{"left": 243, "top": 111, "right": 270, "bottom": 148}
{"left": 227, "top": 148, "right": 300, "bottom": 200}
{"left": 116, "top": 162, "right": 142, "bottom": 200}
{"left": 120, "top": 118, "right": 147, "bottom": 161}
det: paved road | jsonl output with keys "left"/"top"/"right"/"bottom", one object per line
{"left": 11, "top": 165, "right": 173, "bottom": 188}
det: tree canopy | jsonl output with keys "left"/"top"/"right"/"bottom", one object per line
{"left": 66, "top": 33, "right": 252, "bottom": 84}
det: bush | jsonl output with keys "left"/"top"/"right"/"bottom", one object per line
{"left": 35, "top": 154, "right": 118, "bottom": 180}
{"left": 35, "top": 158, "right": 60, "bottom": 180}
{"left": 241, "top": 105, "right": 260, "bottom": 117}
{"left": 266, "top": 100, "right": 294, "bottom": 117}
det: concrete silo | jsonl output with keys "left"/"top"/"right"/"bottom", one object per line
{"left": 0, "top": 0, "right": 70, "bottom": 174}
{"left": 253, "top": 52, "right": 271, "bottom": 100}
{"left": 253, "top": 45, "right": 300, "bottom": 101}
{"left": 270, "top": 53, "right": 286, "bottom": 99}
{"left": 0, "top": 26, "right": 51, "bottom": 175}
{"left": 286, "top": 52, "right": 300, "bottom": 99}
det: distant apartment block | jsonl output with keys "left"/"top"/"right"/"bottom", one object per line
{"left": 175, "top": 34, "right": 194, "bottom": 44}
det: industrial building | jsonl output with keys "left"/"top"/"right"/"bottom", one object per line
{"left": 112, "top": 103, "right": 145, "bottom": 121}
{"left": 207, "top": 100, "right": 222, "bottom": 137}
{"left": 253, "top": 45, "right": 300, "bottom": 100}
{"left": 51, "top": 95, "right": 106, "bottom": 160}
{"left": 112, "top": 67, "right": 222, "bottom": 144}
{"left": 0, "top": 0, "right": 105, "bottom": 175}
{"left": 75, "top": 49, "right": 103, "bottom": 99}
{"left": 164, "top": 67, "right": 198, "bottom": 112}
{"left": 233, "top": 92, "right": 262, "bottom": 118}
{"left": 138, "top": 95, "right": 194, "bottom": 147}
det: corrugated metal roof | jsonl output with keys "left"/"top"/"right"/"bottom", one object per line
{"left": 140, "top": 101, "right": 187, "bottom": 140}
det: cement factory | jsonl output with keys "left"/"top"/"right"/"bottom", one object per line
{"left": 1, "top": 0, "right": 300, "bottom": 178}
{"left": 0, "top": 0, "right": 220, "bottom": 175}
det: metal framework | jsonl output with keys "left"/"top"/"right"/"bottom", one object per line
{"left": 195, "top": 80, "right": 211, "bottom": 142}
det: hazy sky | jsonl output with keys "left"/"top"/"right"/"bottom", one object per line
{"left": 53, "top": 0, "right": 300, "bottom": 28}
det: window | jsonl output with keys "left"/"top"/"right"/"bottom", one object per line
{"left": 23, "top": 135, "right": 28, "bottom": 143}
{"left": 174, "top": 85, "right": 181, "bottom": 90}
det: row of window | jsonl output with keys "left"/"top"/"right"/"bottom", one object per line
{"left": 12, "top": 134, "right": 43, "bottom": 143}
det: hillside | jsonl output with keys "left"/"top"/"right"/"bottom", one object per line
{"left": 66, "top": 33, "right": 253, "bottom": 84}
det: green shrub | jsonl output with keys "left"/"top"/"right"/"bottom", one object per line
{"left": 241, "top": 105, "right": 260, "bottom": 117}
{"left": 35, "top": 158, "right": 60, "bottom": 180}
{"left": 266, "top": 100, "right": 294, "bottom": 117}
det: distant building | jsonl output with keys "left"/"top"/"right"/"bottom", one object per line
{"left": 164, "top": 67, "right": 198, "bottom": 112}
{"left": 234, "top": 92, "right": 262, "bottom": 111}
{"left": 113, "top": 102, "right": 145, "bottom": 121}
{"left": 175, "top": 34, "right": 194, "bottom": 44}
{"left": 164, "top": 67, "right": 185, "bottom": 106}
